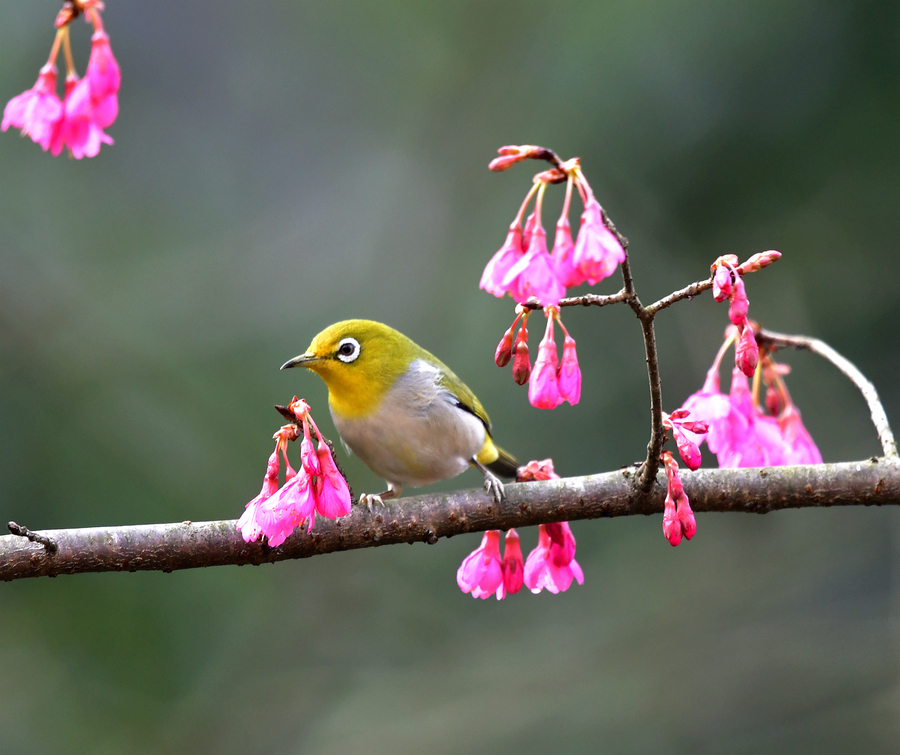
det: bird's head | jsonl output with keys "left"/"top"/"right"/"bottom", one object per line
{"left": 281, "top": 320, "right": 418, "bottom": 418}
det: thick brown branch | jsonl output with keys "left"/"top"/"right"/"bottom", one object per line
{"left": 2, "top": 459, "right": 897, "bottom": 581}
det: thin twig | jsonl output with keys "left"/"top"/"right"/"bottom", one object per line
{"left": 8, "top": 522, "right": 58, "bottom": 553}
{"left": 1, "top": 459, "right": 898, "bottom": 582}
{"left": 521, "top": 289, "right": 630, "bottom": 311}
{"left": 646, "top": 277, "right": 713, "bottom": 315}
{"left": 758, "top": 329, "right": 897, "bottom": 458}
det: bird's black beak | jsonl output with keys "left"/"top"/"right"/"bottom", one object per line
{"left": 280, "top": 353, "right": 319, "bottom": 370}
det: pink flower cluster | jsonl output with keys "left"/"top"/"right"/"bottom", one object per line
{"left": 457, "top": 459, "right": 583, "bottom": 599}
{"left": 238, "top": 398, "right": 352, "bottom": 547}
{"left": 457, "top": 529, "right": 524, "bottom": 600}
{"left": 2, "top": 2, "right": 119, "bottom": 158}
{"left": 680, "top": 339, "right": 822, "bottom": 468}
{"left": 480, "top": 147, "right": 626, "bottom": 308}
{"left": 495, "top": 307, "right": 581, "bottom": 409}
{"left": 661, "top": 451, "right": 697, "bottom": 547}
{"left": 710, "top": 252, "right": 780, "bottom": 378}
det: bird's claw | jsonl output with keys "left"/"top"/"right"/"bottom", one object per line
{"left": 359, "top": 493, "right": 386, "bottom": 515}
{"left": 483, "top": 472, "right": 505, "bottom": 504}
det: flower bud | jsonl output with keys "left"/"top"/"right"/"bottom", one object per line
{"left": 494, "top": 324, "right": 515, "bottom": 367}
{"left": 735, "top": 325, "right": 758, "bottom": 377}
{"left": 511, "top": 333, "right": 531, "bottom": 385}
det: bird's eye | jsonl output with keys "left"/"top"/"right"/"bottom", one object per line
{"left": 337, "top": 337, "right": 361, "bottom": 363}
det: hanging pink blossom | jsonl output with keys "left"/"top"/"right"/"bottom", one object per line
{"left": 84, "top": 29, "right": 120, "bottom": 128}
{"left": 552, "top": 216, "right": 585, "bottom": 288}
{"left": 778, "top": 404, "right": 823, "bottom": 465}
{"left": 571, "top": 196, "right": 626, "bottom": 285}
{"left": 523, "top": 523, "right": 584, "bottom": 594}
{"left": 528, "top": 314, "right": 561, "bottom": 409}
{"left": 502, "top": 220, "right": 566, "bottom": 307}
{"left": 557, "top": 333, "right": 581, "bottom": 405}
{"left": 314, "top": 442, "right": 353, "bottom": 519}
{"left": 4, "top": 4, "right": 120, "bottom": 158}
{"left": 238, "top": 398, "right": 352, "bottom": 545}
{"left": 480, "top": 225, "right": 523, "bottom": 298}
{"left": 457, "top": 530, "right": 504, "bottom": 599}
{"left": 237, "top": 451, "right": 281, "bottom": 543}
{"left": 1, "top": 64, "right": 63, "bottom": 150}
{"left": 501, "top": 529, "right": 524, "bottom": 597}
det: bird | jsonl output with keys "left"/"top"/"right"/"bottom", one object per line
{"left": 280, "top": 319, "right": 519, "bottom": 508}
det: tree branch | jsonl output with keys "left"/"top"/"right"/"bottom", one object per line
{"left": 3, "top": 458, "right": 898, "bottom": 581}
{"left": 758, "top": 329, "right": 898, "bottom": 458}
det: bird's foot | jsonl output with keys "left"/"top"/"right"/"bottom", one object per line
{"left": 482, "top": 470, "right": 505, "bottom": 504}
{"left": 359, "top": 493, "right": 385, "bottom": 514}
{"left": 471, "top": 457, "right": 506, "bottom": 504}
{"left": 359, "top": 485, "right": 400, "bottom": 515}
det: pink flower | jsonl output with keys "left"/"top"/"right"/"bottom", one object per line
{"left": 778, "top": 404, "right": 823, "bottom": 465}
{"left": 264, "top": 470, "right": 317, "bottom": 544}
{"left": 237, "top": 451, "right": 281, "bottom": 542}
{"left": 314, "top": 442, "right": 353, "bottom": 519}
{"left": 300, "top": 435, "right": 320, "bottom": 477}
{"left": 84, "top": 30, "right": 120, "bottom": 128}
{"left": 524, "top": 523, "right": 584, "bottom": 594}
{"left": 522, "top": 211, "right": 537, "bottom": 251}
{"left": 2, "top": 64, "right": 63, "bottom": 150}
{"left": 457, "top": 530, "right": 504, "bottom": 599}
{"left": 545, "top": 521, "right": 577, "bottom": 566}
{"left": 557, "top": 333, "right": 581, "bottom": 405}
{"left": 238, "top": 400, "right": 352, "bottom": 545}
{"left": 516, "top": 457, "right": 559, "bottom": 482}
{"left": 501, "top": 529, "right": 524, "bottom": 597}
{"left": 51, "top": 74, "right": 114, "bottom": 159}
{"left": 528, "top": 315, "right": 561, "bottom": 409}
{"left": 480, "top": 225, "right": 523, "bottom": 298}
{"left": 723, "top": 369, "right": 791, "bottom": 467}
{"left": 680, "top": 369, "right": 744, "bottom": 461}
{"left": 502, "top": 221, "right": 566, "bottom": 307}
{"left": 552, "top": 217, "right": 585, "bottom": 288}
{"left": 571, "top": 197, "right": 626, "bottom": 285}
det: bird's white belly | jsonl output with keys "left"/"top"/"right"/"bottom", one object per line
{"left": 331, "top": 360, "right": 486, "bottom": 488}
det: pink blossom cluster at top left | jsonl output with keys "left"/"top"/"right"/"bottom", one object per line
{"left": 2, "top": 1, "right": 119, "bottom": 158}
{"left": 480, "top": 146, "right": 626, "bottom": 309}
{"left": 481, "top": 147, "right": 626, "bottom": 412}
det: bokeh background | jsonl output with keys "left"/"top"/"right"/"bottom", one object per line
{"left": 2, "top": 1, "right": 899, "bottom": 753}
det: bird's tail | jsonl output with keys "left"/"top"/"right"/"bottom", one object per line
{"left": 486, "top": 446, "right": 519, "bottom": 479}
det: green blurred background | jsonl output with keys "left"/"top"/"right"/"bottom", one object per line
{"left": 2, "top": 1, "right": 899, "bottom": 752}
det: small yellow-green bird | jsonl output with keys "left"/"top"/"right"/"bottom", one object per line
{"left": 281, "top": 320, "right": 519, "bottom": 507}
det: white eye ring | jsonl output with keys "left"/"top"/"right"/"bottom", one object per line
{"left": 337, "top": 337, "right": 361, "bottom": 363}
